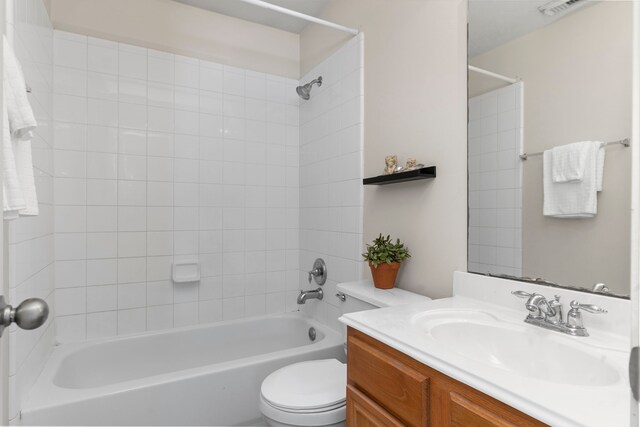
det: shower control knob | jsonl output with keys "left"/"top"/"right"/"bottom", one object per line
{"left": 0, "top": 296, "right": 49, "bottom": 337}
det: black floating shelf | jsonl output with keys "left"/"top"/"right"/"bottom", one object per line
{"left": 363, "top": 166, "right": 436, "bottom": 186}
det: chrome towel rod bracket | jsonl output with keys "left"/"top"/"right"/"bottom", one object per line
{"left": 519, "top": 138, "right": 631, "bottom": 161}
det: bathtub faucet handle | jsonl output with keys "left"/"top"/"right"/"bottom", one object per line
{"left": 307, "top": 258, "right": 327, "bottom": 286}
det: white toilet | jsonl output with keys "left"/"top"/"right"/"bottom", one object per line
{"left": 259, "top": 280, "right": 431, "bottom": 427}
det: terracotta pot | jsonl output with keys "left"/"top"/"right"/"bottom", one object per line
{"left": 369, "top": 262, "right": 401, "bottom": 289}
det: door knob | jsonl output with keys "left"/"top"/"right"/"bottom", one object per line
{"left": 0, "top": 296, "right": 49, "bottom": 337}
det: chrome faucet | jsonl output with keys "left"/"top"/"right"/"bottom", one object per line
{"left": 297, "top": 288, "right": 323, "bottom": 305}
{"left": 512, "top": 291, "right": 607, "bottom": 337}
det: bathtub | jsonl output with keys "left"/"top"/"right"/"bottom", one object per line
{"left": 19, "top": 312, "right": 344, "bottom": 426}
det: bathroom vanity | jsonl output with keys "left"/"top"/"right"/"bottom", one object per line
{"left": 340, "top": 272, "right": 630, "bottom": 427}
{"left": 347, "top": 327, "right": 544, "bottom": 426}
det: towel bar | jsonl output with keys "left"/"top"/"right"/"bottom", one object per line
{"left": 519, "top": 138, "right": 630, "bottom": 160}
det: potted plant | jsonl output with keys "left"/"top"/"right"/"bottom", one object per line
{"left": 362, "top": 234, "right": 410, "bottom": 289}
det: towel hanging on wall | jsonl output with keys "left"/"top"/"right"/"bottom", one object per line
{"left": 543, "top": 141, "right": 604, "bottom": 218}
{"left": 2, "top": 36, "right": 38, "bottom": 219}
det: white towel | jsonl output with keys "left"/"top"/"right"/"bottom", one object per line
{"left": 3, "top": 36, "right": 38, "bottom": 218}
{"left": 543, "top": 141, "right": 604, "bottom": 218}
{"left": 3, "top": 37, "right": 36, "bottom": 140}
{"left": 551, "top": 141, "right": 591, "bottom": 183}
{"left": 2, "top": 96, "right": 25, "bottom": 218}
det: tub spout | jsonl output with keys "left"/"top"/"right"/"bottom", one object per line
{"left": 297, "top": 288, "right": 323, "bottom": 304}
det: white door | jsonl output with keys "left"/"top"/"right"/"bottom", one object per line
{"left": 632, "top": 2, "right": 640, "bottom": 426}
{"left": 0, "top": 0, "right": 7, "bottom": 423}
{"left": 0, "top": 0, "right": 8, "bottom": 422}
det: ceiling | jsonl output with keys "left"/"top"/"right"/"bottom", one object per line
{"left": 172, "top": 0, "right": 330, "bottom": 34}
{"left": 469, "top": 0, "right": 596, "bottom": 57}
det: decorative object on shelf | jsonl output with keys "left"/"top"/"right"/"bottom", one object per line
{"left": 405, "top": 158, "right": 425, "bottom": 171}
{"left": 362, "top": 234, "right": 411, "bottom": 289}
{"left": 384, "top": 155, "right": 397, "bottom": 175}
{"left": 363, "top": 166, "right": 436, "bottom": 185}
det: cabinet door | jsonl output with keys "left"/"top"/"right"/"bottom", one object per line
{"left": 347, "top": 385, "right": 404, "bottom": 427}
{"left": 448, "top": 392, "right": 527, "bottom": 427}
{"left": 348, "top": 335, "right": 429, "bottom": 426}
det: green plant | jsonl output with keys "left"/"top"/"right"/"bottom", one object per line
{"left": 362, "top": 234, "right": 411, "bottom": 268}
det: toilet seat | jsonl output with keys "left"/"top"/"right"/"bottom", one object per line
{"left": 260, "top": 359, "right": 346, "bottom": 426}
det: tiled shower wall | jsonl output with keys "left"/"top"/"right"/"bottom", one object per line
{"left": 52, "top": 30, "right": 301, "bottom": 342}
{"left": 468, "top": 82, "right": 523, "bottom": 277}
{"left": 299, "top": 34, "right": 364, "bottom": 333}
{"left": 5, "top": 0, "right": 55, "bottom": 421}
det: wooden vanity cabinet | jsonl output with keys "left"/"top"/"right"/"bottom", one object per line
{"left": 346, "top": 327, "right": 548, "bottom": 427}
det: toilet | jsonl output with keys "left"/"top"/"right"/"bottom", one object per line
{"left": 259, "top": 280, "right": 431, "bottom": 427}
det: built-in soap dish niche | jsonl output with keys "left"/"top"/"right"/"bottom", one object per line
{"left": 172, "top": 260, "right": 201, "bottom": 284}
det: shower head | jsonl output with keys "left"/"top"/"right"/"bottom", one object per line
{"left": 296, "top": 76, "right": 323, "bottom": 100}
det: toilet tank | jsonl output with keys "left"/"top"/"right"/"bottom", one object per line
{"left": 336, "top": 280, "right": 431, "bottom": 316}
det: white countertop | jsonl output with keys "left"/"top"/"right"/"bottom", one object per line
{"left": 339, "top": 272, "right": 631, "bottom": 427}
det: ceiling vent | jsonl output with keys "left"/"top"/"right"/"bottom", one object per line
{"left": 538, "top": 0, "right": 587, "bottom": 16}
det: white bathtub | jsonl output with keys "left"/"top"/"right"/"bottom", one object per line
{"left": 20, "top": 312, "right": 344, "bottom": 426}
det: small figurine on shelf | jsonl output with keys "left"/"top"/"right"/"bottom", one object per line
{"left": 405, "top": 158, "right": 425, "bottom": 171}
{"left": 384, "top": 155, "right": 397, "bottom": 175}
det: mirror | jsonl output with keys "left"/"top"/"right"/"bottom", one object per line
{"left": 467, "top": 1, "right": 632, "bottom": 297}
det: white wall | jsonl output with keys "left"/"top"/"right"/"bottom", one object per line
{"left": 300, "top": 0, "right": 468, "bottom": 299}
{"left": 52, "top": 31, "right": 300, "bottom": 342}
{"left": 5, "top": 0, "right": 55, "bottom": 422}
{"left": 468, "top": 83, "right": 523, "bottom": 277}
{"left": 46, "top": 0, "right": 300, "bottom": 79}
{"left": 298, "top": 34, "right": 363, "bottom": 333}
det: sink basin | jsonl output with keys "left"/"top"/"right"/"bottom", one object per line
{"left": 412, "top": 310, "right": 620, "bottom": 387}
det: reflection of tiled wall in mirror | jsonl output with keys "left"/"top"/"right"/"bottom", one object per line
{"left": 468, "top": 82, "right": 523, "bottom": 277}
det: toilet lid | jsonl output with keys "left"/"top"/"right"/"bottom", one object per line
{"left": 261, "top": 359, "right": 346, "bottom": 411}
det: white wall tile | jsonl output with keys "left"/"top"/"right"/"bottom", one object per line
{"left": 117, "top": 308, "right": 146, "bottom": 335}
{"left": 88, "top": 40, "right": 118, "bottom": 75}
{"left": 87, "top": 179, "right": 117, "bottom": 205}
{"left": 54, "top": 66, "right": 87, "bottom": 96}
{"left": 54, "top": 35, "right": 87, "bottom": 70}
{"left": 56, "top": 287, "right": 86, "bottom": 316}
{"left": 119, "top": 103, "right": 147, "bottom": 130}
{"left": 87, "top": 72, "right": 118, "bottom": 101}
{"left": 86, "top": 206, "right": 117, "bottom": 232}
{"left": 119, "top": 48, "right": 147, "bottom": 80}
{"left": 119, "top": 77, "right": 147, "bottom": 105}
{"left": 86, "top": 152, "right": 117, "bottom": 179}
{"left": 87, "top": 232, "right": 117, "bottom": 259}
{"left": 88, "top": 99, "right": 118, "bottom": 126}
{"left": 87, "top": 125, "right": 118, "bottom": 153}
{"left": 148, "top": 53, "right": 174, "bottom": 84}
{"left": 175, "top": 57, "right": 199, "bottom": 88}
{"left": 148, "top": 82, "right": 174, "bottom": 108}
{"left": 87, "top": 285, "right": 117, "bottom": 312}
{"left": 53, "top": 32, "right": 305, "bottom": 344}
{"left": 147, "top": 305, "right": 173, "bottom": 331}
{"left": 468, "top": 84, "right": 523, "bottom": 277}
{"left": 87, "top": 311, "right": 117, "bottom": 339}
{"left": 118, "top": 257, "right": 147, "bottom": 284}
{"left": 87, "top": 259, "right": 117, "bottom": 286}
{"left": 118, "top": 283, "right": 147, "bottom": 309}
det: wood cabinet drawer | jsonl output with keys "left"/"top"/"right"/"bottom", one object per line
{"left": 447, "top": 391, "right": 543, "bottom": 427}
{"left": 348, "top": 335, "right": 429, "bottom": 427}
{"left": 347, "top": 385, "right": 404, "bottom": 427}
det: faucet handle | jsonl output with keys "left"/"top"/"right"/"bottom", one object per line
{"left": 569, "top": 300, "right": 607, "bottom": 314}
{"left": 511, "top": 290, "right": 533, "bottom": 299}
